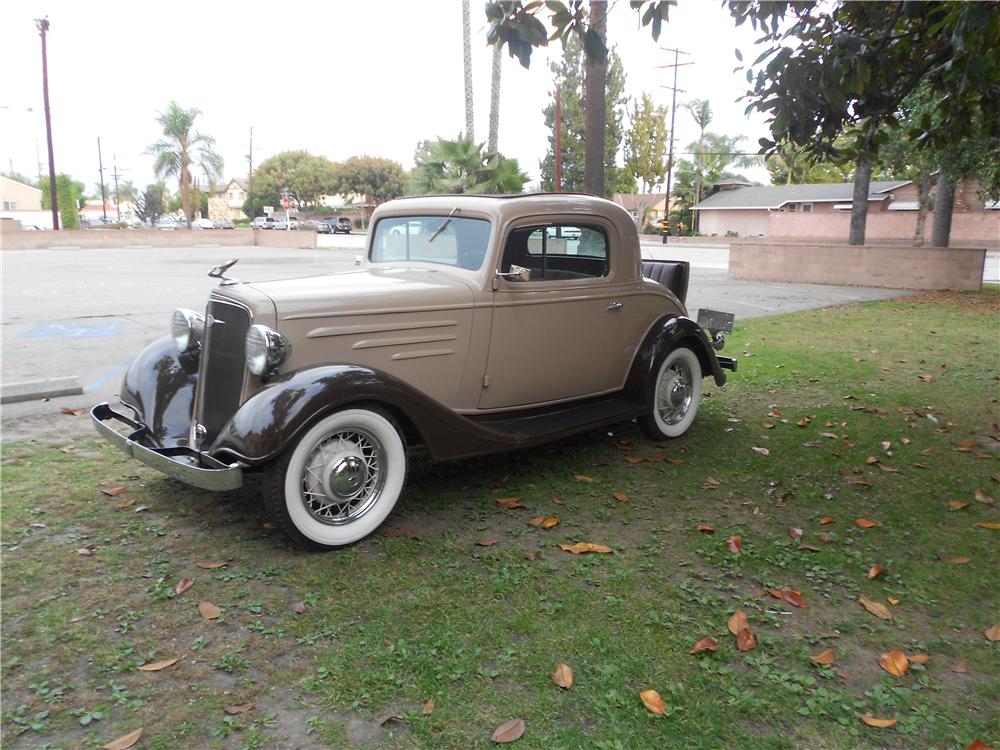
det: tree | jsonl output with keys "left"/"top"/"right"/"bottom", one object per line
{"left": 135, "top": 183, "right": 166, "bottom": 226}
{"left": 244, "top": 151, "right": 339, "bottom": 217}
{"left": 730, "top": 1, "right": 1000, "bottom": 245}
{"left": 672, "top": 133, "right": 754, "bottom": 233}
{"left": 462, "top": 0, "right": 475, "bottom": 140}
{"left": 2, "top": 171, "right": 36, "bottom": 187}
{"left": 488, "top": 42, "right": 503, "bottom": 154}
{"left": 623, "top": 93, "right": 669, "bottom": 193}
{"left": 39, "top": 174, "right": 84, "bottom": 229}
{"left": 147, "top": 101, "right": 223, "bottom": 228}
{"left": 332, "top": 156, "right": 407, "bottom": 206}
{"left": 539, "top": 36, "right": 628, "bottom": 197}
{"left": 117, "top": 179, "right": 138, "bottom": 203}
{"left": 766, "top": 140, "right": 853, "bottom": 185}
{"left": 410, "top": 136, "right": 528, "bottom": 195}
{"left": 583, "top": 0, "right": 607, "bottom": 197}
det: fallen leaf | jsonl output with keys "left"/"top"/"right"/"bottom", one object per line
{"left": 879, "top": 650, "right": 909, "bottom": 677}
{"left": 810, "top": 649, "right": 835, "bottom": 665}
{"left": 102, "top": 728, "right": 143, "bottom": 749}
{"left": 377, "top": 713, "right": 404, "bottom": 726}
{"left": 859, "top": 596, "right": 893, "bottom": 620}
{"left": 490, "top": 718, "right": 525, "bottom": 743}
{"left": 797, "top": 417, "right": 812, "bottom": 426}
{"left": 940, "top": 555, "right": 971, "bottom": 564}
{"left": 495, "top": 497, "right": 524, "bottom": 509}
{"left": 100, "top": 486, "right": 128, "bottom": 497}
{"left": 175, "top": 578, "right": 194, "bottom": 596}
{"left": 861, "top": 715, "right": 897, "bottom": 729}
{"left": 865, "top": 456, "right": 880, "bottom": 465}
{"left": 867, "top": 565, "right": 886, "bottom": 580}
{"left": 880, "top": 441, "right": 892, "bottom": 450}
{"left": 948, "top": 500, "right": 970, "bottom": 510}
{"left": 292, "top": 601, "right": 308, "bottom": 614}
{"left": 421, "top": 697, "right": 435, "bottom": 715}
{"left": 198, "top": 601, "right": 221, "bottom": 620}
{"left": 985, "top": 624, "right": 1000, "bottom": 642}
{"left": 763, "top": 422, "right": 775, "bottom": 429}
{"left": 77, "top": 548, "right": 95, "bottom": 556}
{"left": 383, "top": 527, "right": 421, "bottom": 540}
{"left": 975, "top": 488, "right": 995, "bottom": 504}
{"left": 624, "top": 456, "right": 645, "bottom": 464}
{"left": 574, "top": 474, "right": 596, "bottom": 483}
{"left": 528, "top": 516, "right": 559, "bottom": 529}
{"left": 196, "top": 561, "right": 228, "bottom": 569}
{"left": 666, "top": 457, "right": 686, "bottom": 464}
{"left": 855, "top": 518, "right": 878, "bottom": 528}
{"left": 725, "top": 535, "right": 742, "bottom": 554}
{"left": 476, "top": 538, "right": 498, "bottom": 547}
{"left": 696, "top": 523, "right": 715, "bottom": 533}
{"left": 611, "top": 492, "right": 629, "bottom": 502}
{"left": 60, "top": 406, "right": 84, "bottom": 416}
{"left": 552, "top": 663, "right": 573, "bottom": 689}
{"left": 798, "top": 544, "right": 821, "bottom": 552}
{"left": 752, "top": 446, "right": 770, "bottom": 456}
{"left": 727, "top": 610, "right": 749, "bottom": 636}
{"left": 975, "top": 521, "right": 1000, "bottom": 530}
{"left": 779, "top": 588, "right": 808, "bottom": 608}
{"left": 908, "top": 653, "right": 930, "bottom": 665}
{"left": 878, "top": 464, "right": 901, "bottom": 474}
{"left": 138, "top": 656, "right": 181, "bottom": 672}
{"left": 966, "top": 741, "right": 994, "bottom": 750}
{"left": 819, "top": 516, "right": 834, "bottom": 525}
{"left": 704, "top": 476, "right": 721, "bottom": 488}
{"left": 918, "top": 374, "right": 935, "bottom": 382}
{"left": 952, "top": 662, "right": 968, "bottom": 673}
{"left": 133, "top": 505, "right": 149, "bottom": 513}
{"left": 116, "top": 498, "right": 136, "bottom": 509}
{"left": 552, "top": 498, "right": 565, "bottom": 505}
{"left": 736, "top": 628, "right": 758, "bottom": 652}
{"left": 818, "top": 533, "right": 833, "bottom": 543}
{"left": 691, "top": 637, "right": 719, "bottom": 654}
{"left": 225, "top": 702, "right": 255, "bottom": 715}
{"left": 639, "top": 689, "right": 666, "bottom": 715}
{"left": 787, "top": 527, "right": 803, "bottom": 540}
{"left": 558, "top": 542, "right": 612, "bottom": 555}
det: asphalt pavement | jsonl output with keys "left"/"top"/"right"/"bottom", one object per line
{"left": 0, "top": 237, "right": 921, "bottom": 443}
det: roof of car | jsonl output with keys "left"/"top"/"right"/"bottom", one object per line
{"left": 377, "top": 193, "right": 631, "bottom": 223}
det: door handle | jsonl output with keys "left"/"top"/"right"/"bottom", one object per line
{"left": 607, "top": 301, "right": 623, "bottom": 311}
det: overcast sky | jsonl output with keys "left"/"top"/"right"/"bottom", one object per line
{"left": 1, "top": 0, "right": 772, "bottom": 195}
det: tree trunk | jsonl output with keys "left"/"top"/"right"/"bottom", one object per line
{"left": 488, "top": 44, "right": 502, "bottom": 154}
{"left": 462, "top": 0, "right": 474, "bottom": 141}
{"left": 912, "top": 169, "right": 933, "bottom": 246}
{"left": 848, "top": 153, "right": 872, "bottom": 246}
{"left": 930, "top": 174, "right": 955, "bottom": 248}
{"left": 583, "top": 0, "right": 607, "bottom": 197}
{"left": 181, "top": 166, "right": 191, "bottom": 229}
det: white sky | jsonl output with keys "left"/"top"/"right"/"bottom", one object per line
{"left": 0, "top": 0, "right": 772, "bottom": 195}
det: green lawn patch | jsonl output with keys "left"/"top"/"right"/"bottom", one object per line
{"left": 2, "top": 290, "right": 998, "bottom": 749}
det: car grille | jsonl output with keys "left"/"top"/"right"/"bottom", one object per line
{"left": 197, "top": 297, "right": 251, "bottom": 445}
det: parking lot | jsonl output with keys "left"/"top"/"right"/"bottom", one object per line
{"left": 1, "top": 238, "right": 918, "bottom": 442}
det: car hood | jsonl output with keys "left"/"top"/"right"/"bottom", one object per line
{"left": 243, "top": 266, "right": 477, "bottom": 323}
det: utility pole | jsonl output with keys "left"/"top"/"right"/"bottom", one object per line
{"left": 36, "top": 17, "right": 58, "bottom": 230}
{"left": 658, "top": 47, "right": 692, "bottom": 243}
{"left": 554, "top": 86, "right": 562, "bottom": 192}
{"left": 111, "top": 157, "right": 122, "bottom": 223}
{"left": 97, "top": 137, "right": 107, "bottom": 222}
{"left": 246, "top": 126, "right": 253, "bottom": 220}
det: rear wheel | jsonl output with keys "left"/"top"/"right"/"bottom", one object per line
{"left": 638, "top": 346, "right": 702, "bottom": 440}
{"left": 262, "top": 408, "right": 406, "bottom": 550}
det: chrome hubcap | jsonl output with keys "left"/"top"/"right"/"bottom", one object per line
{"left": 301, "top": 429, "right": 384, "bottom": 525}
{"left": 656, "top": 360, "right": 692, "bottom": 426}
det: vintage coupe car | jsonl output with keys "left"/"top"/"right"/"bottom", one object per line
{"left": 92, "top": 194, "right": 736, "bottom": 550}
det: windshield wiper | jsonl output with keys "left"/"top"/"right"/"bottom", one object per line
{"left": 428, "top": 207, "right": 459, "bottom": 243}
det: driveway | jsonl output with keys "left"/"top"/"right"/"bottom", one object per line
{"left": 2, "top": 241, "right": 912, "bottom": 442}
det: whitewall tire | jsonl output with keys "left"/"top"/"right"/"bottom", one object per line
{"left": 639, "top": 346, "right": 702, "bottom": 440}
{"left": 263, "top": 408, "right": 406, "bottom": 550}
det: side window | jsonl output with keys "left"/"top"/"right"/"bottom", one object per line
{"left": 503, "top": 223, "right": 609, "bottom": 280}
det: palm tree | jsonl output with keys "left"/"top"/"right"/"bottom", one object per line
{"left": 147, "top": 102, "right": 223, "bottom": 228}
{"left": 488, "top": 43, "right": 502, "bottom": 153}
{"left": 462, "top": 0, "right": 475, "bottom": 140}
{"left": 411, "top": 136, "right": 527, "bottom": 195}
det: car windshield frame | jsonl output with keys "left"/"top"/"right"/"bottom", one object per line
{"left": 369, "top": 215, "right": 492, "bottom": 271}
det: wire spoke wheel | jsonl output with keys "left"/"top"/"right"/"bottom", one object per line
{"left": 301, "top": 429, "right": 385, "bottom": 525}
{"left": 639, "top": 346, "right": 702, "bottom": 440}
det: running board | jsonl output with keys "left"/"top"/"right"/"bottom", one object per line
{"left": 468, "top": 395, "right": 646, "bottom": 442}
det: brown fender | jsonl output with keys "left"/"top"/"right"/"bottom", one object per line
{"left": 119, "top": 335, "right": 200, "bottom": 448}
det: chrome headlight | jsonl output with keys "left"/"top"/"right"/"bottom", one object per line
{"left": 245, "top": 324, "right": 290, "bottom": 378}
{"left": 171, "top": 308, "right": 204, "bottom": 353}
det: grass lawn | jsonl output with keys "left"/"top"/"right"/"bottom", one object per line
{"left": 2, "top": 290, "right": 998, "bottom": 750}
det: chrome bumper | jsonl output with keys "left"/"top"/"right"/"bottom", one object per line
{"left": 91, "top": 402, "right": 243, "bottom": 491}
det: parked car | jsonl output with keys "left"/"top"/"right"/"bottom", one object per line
{"left": 252, "top": 216, "right": 275, "bottom": 230}
{"left": 213, "top": 218, "right": 235, "bottom": 229}
{"left": 331, "top": 217, "right": 353, "bottom": 234}
{"left": 92, "top": 194, "right": 736, "bottom": 550}
{"left": 314, "top": 219, "right": 333, "bottom": 234}
{"left": 155, "top": 217, "right": 178, "bottom": 230}
{"left": 195, "top": 218, "right": 215, "bottom": 230}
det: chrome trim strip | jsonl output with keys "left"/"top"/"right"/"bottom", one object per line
{"left": 306, "top": 319, "right": 458, "bottom": 338}
{"left": 390, "top": 349, "right": 455, "bottom": 361}
{"left": 284, "top": 303, "right": 476, "bottom": 321}
{"left": 353, "top": 334, "right": 457, "bottom": 350}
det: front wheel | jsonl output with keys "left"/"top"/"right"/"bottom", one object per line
{"left": 638, "top": 346, "right": 702, "bottom": 440}
{"left": 262, "top": 408, "right": 407, "bottom": 550}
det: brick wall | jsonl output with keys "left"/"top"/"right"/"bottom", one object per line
{"left": 730, "top": 241, "right": 986, "bottom": 291}
{"left": 1, "top": 228, "right": 317, "bottom": 251}
{"left": 767, "top": 210, "right": 999, "bottom": 248}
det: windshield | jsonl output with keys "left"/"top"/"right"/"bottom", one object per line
{"left": 370, "top": 215, "right": 491, "bottom": 270}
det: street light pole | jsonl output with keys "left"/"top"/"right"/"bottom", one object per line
{"left": 36, "top": 17, "right": 59, "bottom": 230}
{"left": 97, "top": 137, "right": 107, "bottom": 222}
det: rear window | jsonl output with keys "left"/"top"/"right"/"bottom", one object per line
{"left": 370, "top": 216, "right": 491, "bottom": 270}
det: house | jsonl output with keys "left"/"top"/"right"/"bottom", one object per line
{"left": 0, "top": 175, "right": 51, "bottom": 229}
{"left": 208, "top": 178, "right": 249, "bottom": 221}
{"left": 692, "top": 178, "right": 999, "bottom": 246}
{"left": 612, "top": 193, "right": 667, "bottom": 225}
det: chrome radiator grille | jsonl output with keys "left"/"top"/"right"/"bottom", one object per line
{"left": 196, "top": 298, "right": 251, "bottom": 444}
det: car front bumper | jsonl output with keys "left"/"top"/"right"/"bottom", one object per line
{"left": 91, "top": 402, "right": 243, "bottom": 491}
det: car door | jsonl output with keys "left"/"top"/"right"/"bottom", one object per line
{"left": 479, "top": 219, "right": 635, "bottom": 410}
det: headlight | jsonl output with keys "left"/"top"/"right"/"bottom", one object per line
{"left": 171, "top": 308, "right": 204, "bottom": 353}
{"left": 245, "top": 324, "right": 290, "bottom": 378}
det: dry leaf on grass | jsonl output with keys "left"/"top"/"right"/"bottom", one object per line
{"left": 703, "top": 476, "right": 721, "bottom": 488}
{"left": 198, "top": 601, "right": 221, "bottom": 620}
{"left": 60, "top": 406, "right": 84, "bottom": 416}
{"left": 727, "top": 610, "right": 749, "bottom": 635}
{"left": 612, "top": 492, "right": 629, "bottom": 502}
{"left": 725, "top": 535, "right": 742, "bottom": 554}
{"left": 867, "top": 565, "right": 886, "bottom": 579}
{"left": 798, "top": 543, "right": 821, "bottom": 552}
{"left": 779, "top": 588, "right": 808, "bottom": 608}
{"left": 918, "top": 374, "right": 935, "bottom": 382}
{"left": 558, "top": 542, "right": 612, "bottom": 555}
{"left": 860, "top": 715, "right": 897, "bottom": 729}
{"left": 196, "top": 561, "right": 227, "bottom": 569}
{"left": 490, "top": 718, "right": 525, "bottom": 743}
{"left": 696, "top": 523, "right": 715, "bottom": 533}
{"left": 908, "top": 653, "right": 930, "bottom": 665}
{"left": 175, "top": 578, "right": 194, "bottom": 596}
{"left": 574, "top": 474, "right": 596, "bottom": 483}
{"left": 496, "top": 497, "right": 524, "bottom": 509}
{"left": 100, "top": 486, "right": 128, "bottom": 497}
{"left": 476, "top": 538, "right": 498, "bottom": 547}
{"left": 115, "top": 498, "right": 136, "bottom": 509}
{"left": 966, "top": 741, "right": 995, "bottom": 750}
{"left": 383, "top": 527, "right": 421, "bottom": 540}
{"left": 855, "top": 518, "right": 879, "bottom": 528}
{"left": 102, "top": 728, "right": 143, "bottom": 750}
{"left": 752, "top": 446, "right": 770, "bottom": 456}
{"left": 975, "top": 521, "right": 1000, "bottom": 529}
{"left": 552, "top": 663, "right": 574, "bottom": 689}
{"left": 985, "top": 624, "right": 1000, "bottom": 642}
{"left": 292, "top": 601, "right": 308, "bottom": 614}
{"left": 810, "top": 649, "right": 835, "bottom": 665}
{"left": 736, "top": 628, "right": 758, "bottom": 652}
{"left": 224, "top": 702, "right": 255, "bottom": 715}
{"left": 691, "top": 638, "right": 719, "bottom": 654}
{"left": 819, "top": 516, "right": 835, "bottom": 525}
{"left": 939, "top": 555, "right": 971, "bottom": 564}
{"left": 421, "top": 698, "right": 435, "bottom": 715}
{"left": 879, "top": 650, "right": 909, "bottom": 677}
{"left": 788, "top": 527, "right": 804, "bottom": 540}
{"left": 529, "top": 516, "right": 559, "bottom": 529}
{"left": 975, "top": 488, "right": 995, "bottom": 504}
{"left": 624, "top": 456, "right": 645, "bottom": 464}
{"left": 948, "top": 500, "right": 970, "bottom": 510}
{"left": 639, "top": 689, "right": 666, "bottom": 715}
{"left": 859, "top": 596, "right": 893, "bottom": 619}
{"left": 138, "top": 656, "right": 181, "bottom": 672}
{"left": 951, "top": 663, "right": 968, "bottom": 673}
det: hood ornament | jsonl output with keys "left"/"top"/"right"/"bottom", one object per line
{"left": 208, "top": 258, "right": 240, "bottom": 285}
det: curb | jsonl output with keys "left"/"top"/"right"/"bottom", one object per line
{"left": 1, "top": 376, "right": 83, "bottom": 405}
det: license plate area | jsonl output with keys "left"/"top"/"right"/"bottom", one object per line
{"left": 697, "top": 308, "right": 735, "bottom": 334}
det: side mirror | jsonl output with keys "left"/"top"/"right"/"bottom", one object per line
{"left": 496, "top": 264, "right": 532, "bottom": 283}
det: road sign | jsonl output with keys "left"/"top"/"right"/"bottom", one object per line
{"left": 281, "top": 197, "right": 290, "bottom": 210}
